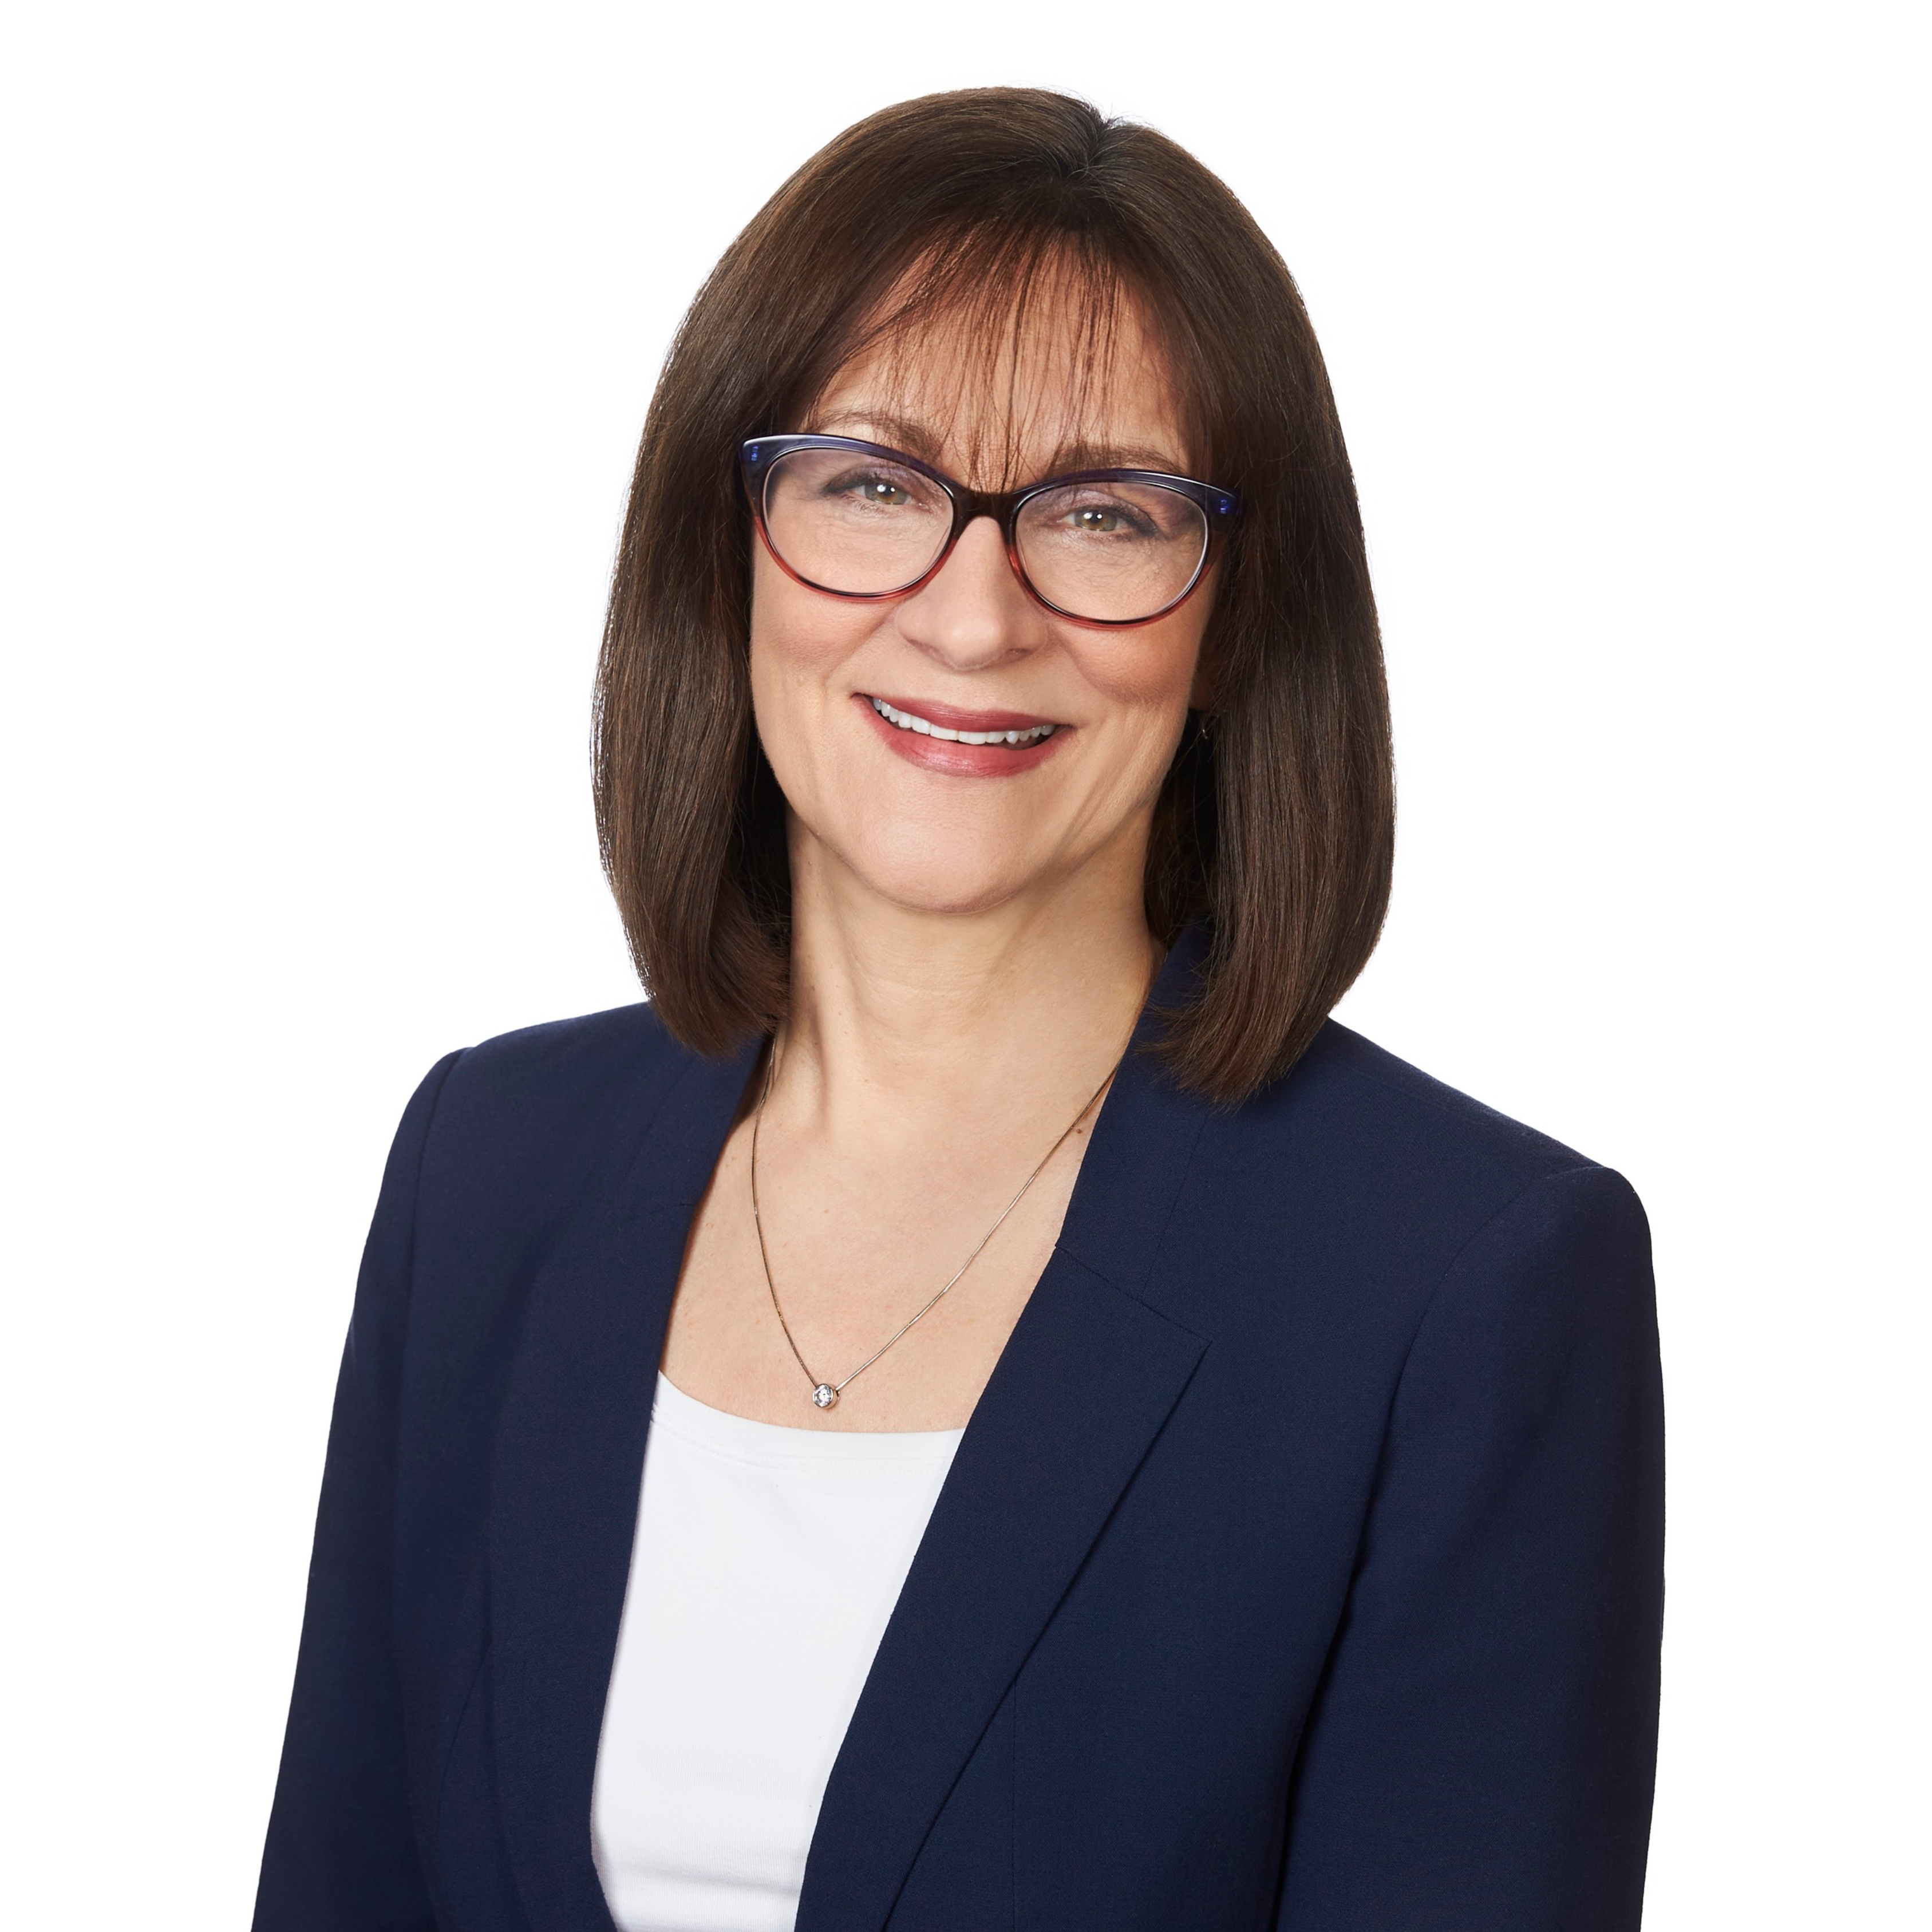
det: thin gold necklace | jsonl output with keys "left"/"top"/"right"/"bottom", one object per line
{"left": 748, "top": 1033, "right": 1128, "bottom": 1412}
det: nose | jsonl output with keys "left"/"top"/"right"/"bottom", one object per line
{"left": 894, "top": 515, "right": 1038, "bottom": 671}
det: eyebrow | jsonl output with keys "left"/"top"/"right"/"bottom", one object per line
{"left": 809, "top": 408, "right": 1188, "bottom": 480}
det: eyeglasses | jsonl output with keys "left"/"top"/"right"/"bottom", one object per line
{"left": 741, "top": 434, "right": 1242, "bottom": 628}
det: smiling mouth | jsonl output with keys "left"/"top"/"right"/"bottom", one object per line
{"left": 867, "top": 696, "right": 1060, "bottom": 746}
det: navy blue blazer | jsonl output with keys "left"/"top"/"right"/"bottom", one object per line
{"left": 255, "top": 934, "right": 1664, "bottom": 1931}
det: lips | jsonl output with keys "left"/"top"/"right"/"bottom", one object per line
{"left": 868, "top": 696, "right": 1058, "bottom": 746}
{"left": 856, "top": 692, "right": 1070, "bottom": 776}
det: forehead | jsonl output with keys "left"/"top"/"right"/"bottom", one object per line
{"left": 804, "top": 273, "right": 1195, "bottom": 488}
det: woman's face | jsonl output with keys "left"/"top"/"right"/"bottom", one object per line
{"left": 748, "top": 295, "right": 1215, "bottom": 923}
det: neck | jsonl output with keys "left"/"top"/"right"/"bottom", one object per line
{"left": 773, "top": 819, "right": 1161, "bottom": 1153}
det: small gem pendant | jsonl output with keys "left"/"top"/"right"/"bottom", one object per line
{"left": 811, "top": 1383, "right": 840, "bottom": 1411}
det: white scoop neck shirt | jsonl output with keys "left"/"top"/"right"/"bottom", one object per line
{"left": 590, "top": 1372, "right": 965, "bottom": 1932}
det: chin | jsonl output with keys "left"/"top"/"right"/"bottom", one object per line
{"left": 839, "top": 819, "right": 1051, "bottom": 918}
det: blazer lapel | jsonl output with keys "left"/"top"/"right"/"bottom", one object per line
{"left": 797, "top": 932, "right": 1216, "bottom": 1932}
{"left": 488, "top": 1034, "right": 760, "bottom": 1931}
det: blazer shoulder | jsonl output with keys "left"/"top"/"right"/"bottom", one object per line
{"left": 1152, "top": 1020, "right": 1649, "bottom": 1368}
{"left": 416, "top": 998, "right": 728, "bottom": 1208}
{"left": 1168, "top": 1019, "right": 1646, "bottom": 1302}
{"left": 1286, "top": 1019, "right": 1611, "bottom": 1185}
{"left": 444, "top": 995, "right": 683, "bottom": 1104}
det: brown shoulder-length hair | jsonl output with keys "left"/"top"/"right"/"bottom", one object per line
{"left": 594, "top": 88, "right": 1393, "bottom": 1105}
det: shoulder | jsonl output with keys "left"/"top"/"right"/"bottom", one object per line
{"left": 438, "top": 997, "right": 690, "bottom": 1121}
{"left": 362, "top": 1001, "right": 730, "bottom": 1424}
{"left": 1152, "top": 1018, "right": 1649, "bottom": 1338}
{"left": 405, "top": 999, "right": 721, "bottom": 1239}
{"left": 434, "top": 997, "right": 704, "bottom": 1139}
{"left": 1239, "top": 1017, "right": 1635, "bottom": 1213}
{"left": 1287, "top": 1020, "right": 1597, "bottom": 1165}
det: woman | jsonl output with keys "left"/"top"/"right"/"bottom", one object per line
{"left": 255, "top": 89, "right": 1663, "bottom": 1932}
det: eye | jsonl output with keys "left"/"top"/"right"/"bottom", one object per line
{"left": 817, "top": 464, "right": 924, "bottom": 509}
{"left": 1053, "top": 493, "right": 1159, "bottom": 539}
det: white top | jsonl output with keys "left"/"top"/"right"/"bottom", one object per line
{"left": 591, "top": 1373, "right": 965, "bottom": 1932}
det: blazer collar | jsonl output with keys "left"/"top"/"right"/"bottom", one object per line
{"left": 489, "top": 927, "right": 1215, "bottom": 1932}
{"left": 796, "top": 925, "right": 1214, "bottom": 1932}
{"left": 489, "top": 1029, "right": 762, "bottom": 1931}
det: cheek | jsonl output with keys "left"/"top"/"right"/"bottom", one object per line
{"left": 747, "top": 548, "right": 871, "bottom": 771}
{"left": 1069, "top": 598, "right": 1211, "bottom": 732}
{"left": 750, "top": 546, "right": 855, "bottom": 681}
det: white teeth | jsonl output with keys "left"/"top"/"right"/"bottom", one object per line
{"left": 868, "top": 697, "right": 1056, "bottom": 746}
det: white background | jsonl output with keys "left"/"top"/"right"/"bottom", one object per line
{"left": 3, "top": 2, "right": 1925, "bottom": 1923}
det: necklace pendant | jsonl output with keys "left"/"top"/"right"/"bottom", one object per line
{"left": 810, "top": 1383, "right": 840, "bottom": 1411}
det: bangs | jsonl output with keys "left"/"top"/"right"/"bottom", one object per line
{"left": 787, "top": 224, "right": 1209, "bottom": 488}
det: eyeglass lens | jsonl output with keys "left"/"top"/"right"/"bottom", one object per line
{"left": 761, "top": 447, "right": 1211, "bottom": 623}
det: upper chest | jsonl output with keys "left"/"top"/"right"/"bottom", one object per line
{"left": 662, "top": 1101, "right": 1098, "bottom": 1431}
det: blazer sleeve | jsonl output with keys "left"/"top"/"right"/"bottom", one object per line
{"left": 1277, "top": 1164, "right": 1665, "bottom": 1932}
{"left": 252, "top": 1051, "right": 464, "bottom": 1932}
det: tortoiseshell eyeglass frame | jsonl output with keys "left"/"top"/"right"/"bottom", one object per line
{"left": 740, "top": 434, "right": 1243, "bottom": 629}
